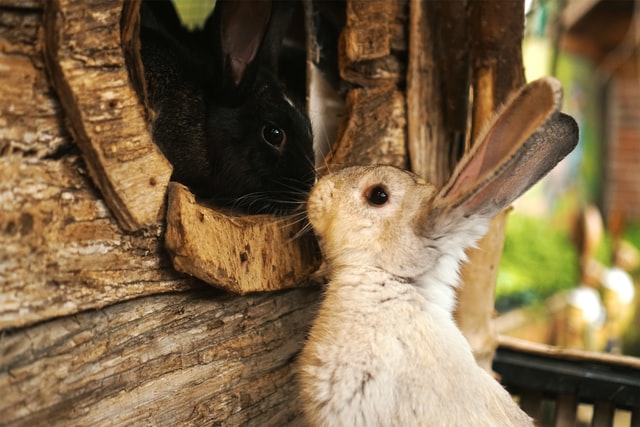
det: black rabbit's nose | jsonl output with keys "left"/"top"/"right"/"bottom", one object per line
{"left": 262, "top": 125, "right": 286, "bottom": 151}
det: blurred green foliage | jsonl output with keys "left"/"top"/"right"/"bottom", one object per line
{"left": 495, "top": 213, "right": 580, "bottom": 313}
{"left": 173, "top": 0, "right": 215, "bottom": 29}
{"left": 496, "top": 4, "right": 605, "bottom": 314}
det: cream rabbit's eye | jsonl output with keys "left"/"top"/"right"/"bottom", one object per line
{"left": 365, "top": 185, "right": 389, "bottom": 206}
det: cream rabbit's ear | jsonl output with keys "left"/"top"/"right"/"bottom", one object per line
{"left": 433, "top": 77, "right": 579, "bottom": 219}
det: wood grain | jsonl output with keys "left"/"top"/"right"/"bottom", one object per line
{"left": 165, "top": 183, "right": 320, "bottom": 294}
{"left": 327, "top": 83, "right": 407, "bottom": 169}
{"left": 339, "top": 0, "right": 407, "bottom": 87}
{"left": 42, "top": 0, "right": 172, "bottom": 231}
{"left": 407, "top": 0, "right": 469, "bottom": 188}
{"left": 0, "top": 154, "right": 197, "bottom": 330}
{"left": 1, "top": 3, "right": 323, "bottom": 424}
{"left": 0, "top": 287, "right": 321, "bottom": 426}
{"left": 0, "top": 0, "right": 531, "bottom": 424}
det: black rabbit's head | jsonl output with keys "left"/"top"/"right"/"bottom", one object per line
{"left": 140, "top": 0, "right": 315, "bottom": 215}
{"left": 203, "top": 69, "right": 314, "bottom": 214}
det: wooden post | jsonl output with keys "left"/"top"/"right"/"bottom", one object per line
{"left": 407, "top": 0, "right": 526, "bottom": 372}
{"left": 456, "top": 0, "right": 526, "bottom": 372}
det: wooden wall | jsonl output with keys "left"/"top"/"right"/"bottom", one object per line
{"left": 0, "top": 0, "right": 525, "bottom": 425}
{"left": 0, "top": 1, "right": 321, "bottom": 424}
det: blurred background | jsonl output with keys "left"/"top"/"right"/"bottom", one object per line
{"left": 495, "top": 0, "right": 640, "bottom": 357}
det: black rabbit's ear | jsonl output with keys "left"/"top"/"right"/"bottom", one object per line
{"left": 218, "top": 0, "right": 272, "bottom": 86}
{"left": 433, "top": 77, "right": 579, "bottom": 219}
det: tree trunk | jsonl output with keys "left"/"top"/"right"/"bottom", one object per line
{"left": 456, "top": 0, "right": 526, "bottom": 372}
{"left": 0, "top": 0, "right": 527, "bottom": 423}
{"left": 406, "top": 0, "right": 526, "bottom": 372}
{"left": 0, "top": 287, "right": 320, "bottom": 426}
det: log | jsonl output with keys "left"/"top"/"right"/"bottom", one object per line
{"left": 42, "top": 0, "right": 173, "bottom": 232}
{"left": 0, "top": 153, "right": 196, "bottom": 330}
{"left": 339, "top": 0, "right": 407, "bottom": 87}
{"left": 328, "top": 0, "right": 408, "bottom": 169}
{"left": 0, "top": 3, "right": 196, "bottom": 329}
{"left": 40, "top": 0, "right": 320, "bottom": 295}
{"left": 0, "top": 4, "right": 65, "bottom": 159}
{"left": 407, "top": 0, "right": 469, "bottom": 188}
{"left": 455, "top": 209, "right": 510, "bottom": 369}
{"left": 0, "top": 0, "right": 319, "bottom": 327}
{"left": 0, "top": 286, "right": 321, "bottom": 426}
{"left": 1, "top": 2, "right": 323, "bottom": 423}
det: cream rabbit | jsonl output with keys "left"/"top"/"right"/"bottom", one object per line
{"left": 299, "top": 77, "right": 579, "bottom": 426}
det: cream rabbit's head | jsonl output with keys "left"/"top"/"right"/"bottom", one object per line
{"left": 307, "top": 77, "right": 579, "bottom": 285}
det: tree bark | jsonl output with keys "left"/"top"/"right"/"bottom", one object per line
{"left": 165, "top": 183, "right": 320, "bottom": 294}
{"left": 0, "top": 153, "right": 203, "bottom": 329}
{"left": 43, "top": 0, "right": 172, "bottom": 231}
{"left": 456, "top": 0, "right": 526, "bottom": 372}
{"left": 328, "top": 0, "right": 408, "bottom": 169}
{"left": 0, "top": 286, "right": 320, "bottom": 426}
{"left": 407, "top": 0, "right": 469, "bottom": 188}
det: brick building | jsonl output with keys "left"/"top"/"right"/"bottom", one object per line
{"left": 563, "top": 0, "right": 640, "bottom": 222}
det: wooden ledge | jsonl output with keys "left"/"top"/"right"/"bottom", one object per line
{"left": 165, "top": 183, "right": 321, "bottom": 294}
{"left": 498, "top": 335, "right": 640, "bottom": 369}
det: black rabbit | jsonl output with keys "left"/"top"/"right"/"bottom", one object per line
{"left": 140, "top": 0, "right": 315, "bottom": 215}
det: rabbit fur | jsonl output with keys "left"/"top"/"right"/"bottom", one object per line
{"left": 299, "top": 77, "right": 579, "bottom": 426}
{"left": 140, "top": 0, "right": 314, "bottom": 214}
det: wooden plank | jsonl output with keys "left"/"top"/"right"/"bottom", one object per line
{"left": 518, "top": 389, "right": 543, "bottom": 422}
{"left": 591, "top": 401, "right": 614, "bottom": 427}
{"left": 554, "top": 394, "right": 578, "bottom": 427}
{"left": 42, "top": 0, "right": 172, "bottom": 231}
{"left": 499, "top": 335, "right": 640, "bottom": 370}
{"left": 0, "top": 287, "right": 321, "bottom": 425}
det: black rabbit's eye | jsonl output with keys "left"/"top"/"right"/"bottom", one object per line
{"left": 365, "top": 185, "right": 389, "bottom": 206}
{"left": 262, "top": 125, "right": 286, "bottom": 149}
